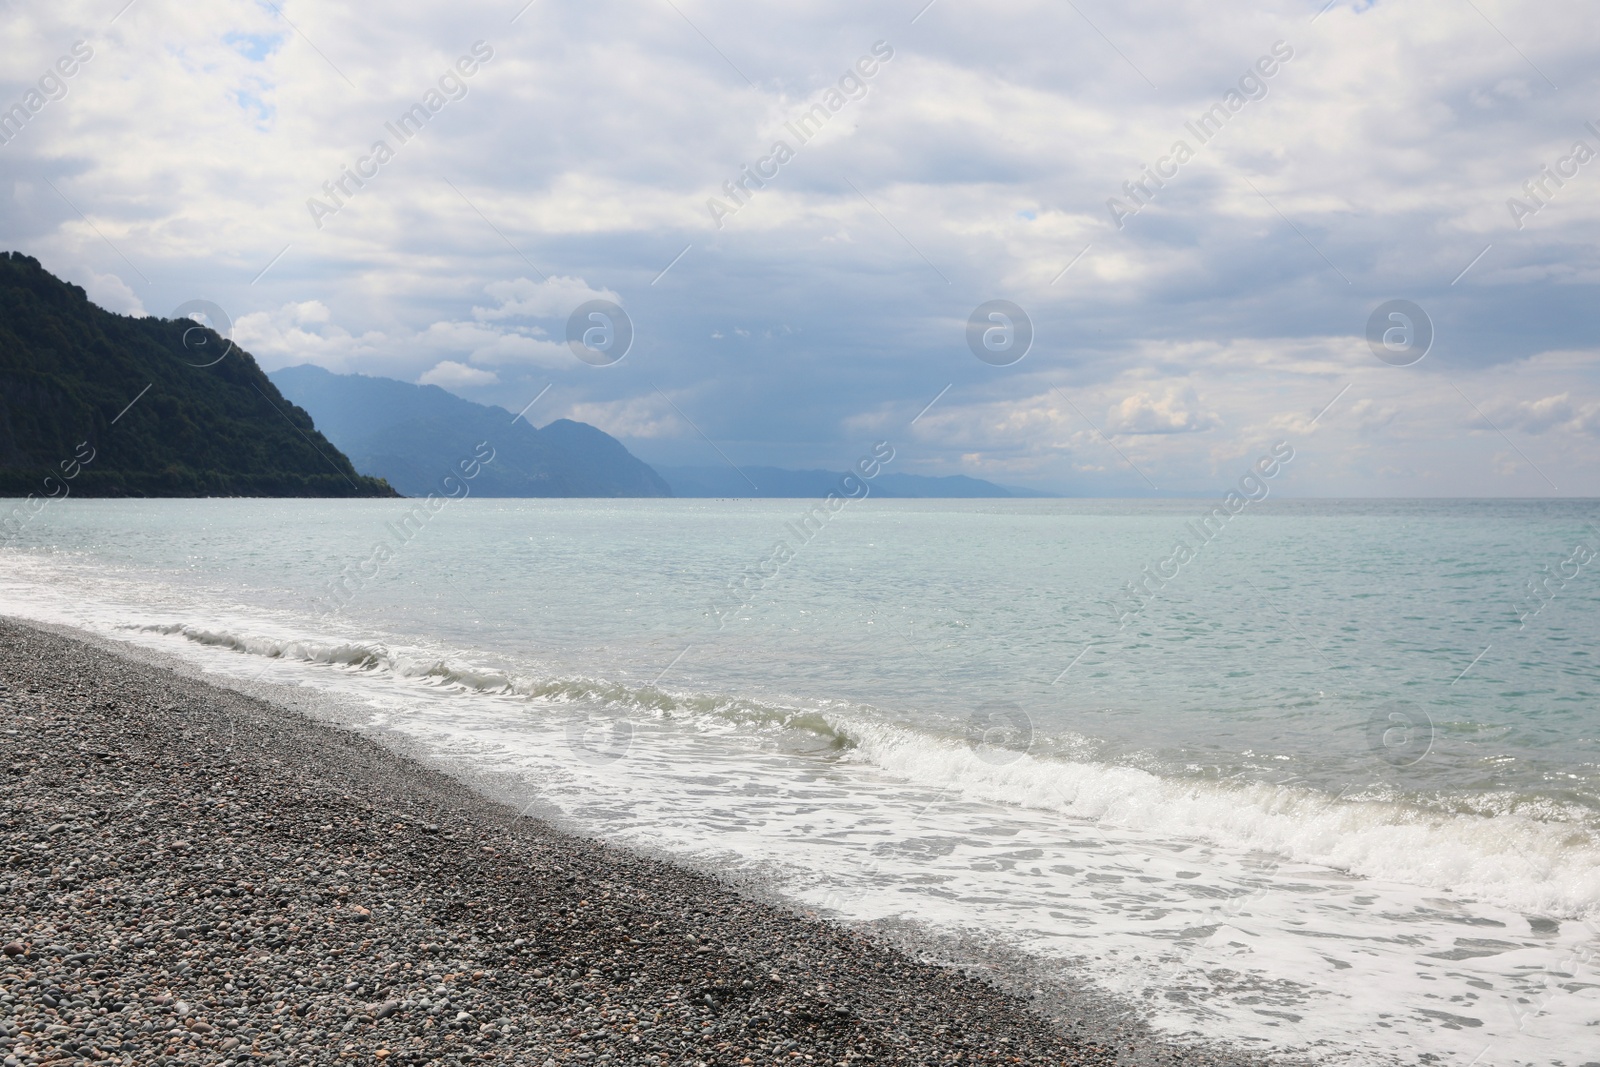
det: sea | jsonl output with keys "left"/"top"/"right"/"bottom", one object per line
{"left": 2, "top": 497, "right": 1597, "bottom": 1066}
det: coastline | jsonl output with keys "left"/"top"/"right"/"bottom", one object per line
{"left": 0, "top": 616, "right": 1284, "bottom": 1066}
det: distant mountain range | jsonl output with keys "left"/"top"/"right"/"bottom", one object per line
{"left": 659, "top": 466, "right": 1049, "bottom": 498}
{"left": 0, "top": 252, "right": 392, "bottom": 497}
{"left": 0, "top": 252, "right": 1051, "bottom": 501}
{"left": 271, "top": 368, "right": 1047, "bottom": 500}
{"left": 270, "top": 365, "right": 670, "bottom": 498}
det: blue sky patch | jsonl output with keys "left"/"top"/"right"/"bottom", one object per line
{"left": 232, "top": 87, "right": 274, "bottom": 127}
{"left": 224, "top": 31, "right": 282, "bottom": 62}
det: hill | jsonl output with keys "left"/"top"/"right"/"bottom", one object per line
{"left": 659, "top": 466, "right": 1046, "bottom": 498}
{"left": 269, "top": 365, "right": 671, "bottom": 497}
{"left": 0, "top": 252, "right": 392, "bottom": 497}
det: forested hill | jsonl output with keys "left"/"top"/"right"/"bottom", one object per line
{"left": 0, "top": 253, "right": 393, "bottom": 497}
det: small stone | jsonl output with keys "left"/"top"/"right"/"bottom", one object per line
{"left": 0, "top": 622, "right": 1110, "bottom": 1067}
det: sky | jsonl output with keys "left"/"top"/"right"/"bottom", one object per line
{"left": 3, "top": 0, "right": 1598, "bottom": 495}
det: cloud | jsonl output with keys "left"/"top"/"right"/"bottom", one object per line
{"left": 1105, "top": 385, "right": 1216, "bottom": 435}
{"left": 414, "top": 320, "right": 569, "bottom": 368}
{"left": 474, "top": 276, "right": 619, "bottom": 321}
{"left": 562, "top": 393, "right": 682, "bottom": 439}
{"left": 81, "top": 271, "right": 144, "bottom": 317}
{"left": 234, "top": 301, "right": 383, "bottom": 372}
{"left": 5, "top": 0, "right": 1599, "bottom": 493}
{"left": 233, "top": 300, "right": 569, "bottom": 373}
{"left": 418, "top": 360, "right": 498, "bottom": 388}
{"left": 1487, "top": 391, "right": 1600, "bottom": 436}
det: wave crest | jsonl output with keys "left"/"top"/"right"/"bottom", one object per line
{"left": 134, "top": 620, "right": 1600, "bottom": 918}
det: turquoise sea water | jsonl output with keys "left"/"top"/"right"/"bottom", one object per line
{"left": 3, "top": 498, "right": 1598, "bottom": 1064}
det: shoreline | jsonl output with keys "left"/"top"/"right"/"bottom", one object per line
{"left": 0, "top": 616, "right": 1281, "bottom": 1066}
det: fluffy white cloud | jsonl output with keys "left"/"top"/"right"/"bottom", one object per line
{"left": 80, "top": 270, "right": 145, "bottom": 317}
{"left": 233, "top": 301, "right": 384, "bottom": 372}
{"left": 563, "top": 393, "right": 684, "bottom": 439}
{"left": 1105, "top": 385, "right": 1216, "bottom": 435}
{"left": 1486, "top": 391, "right": 1600, "bottom": 436}
{"left": 233, "top": 295, "right": 573, "bottom": 374}
{"left": 414, "top": 320, "right": 569, "bottom": 368}
{"left": 474, "top": 276, "right": 619, "bottom": 321}
{"left": 418, "top": 360, "right": 498, "bottom": 388}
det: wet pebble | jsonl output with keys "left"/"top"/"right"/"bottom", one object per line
{"left": 0, "top": 619, "right": 1269, "bottom": 1066}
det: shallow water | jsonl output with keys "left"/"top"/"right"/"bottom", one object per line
{"left": 3, "top": 497, "right": 1598, "bottom": 1065}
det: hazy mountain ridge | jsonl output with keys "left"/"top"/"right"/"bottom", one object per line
{"left": 269, "top": 365, "right": 671, "bottom": 498}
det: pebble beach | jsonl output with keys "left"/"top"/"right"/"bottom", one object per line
{"left": 0, "top": 617, "right": 1223, "bottom": 1067}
